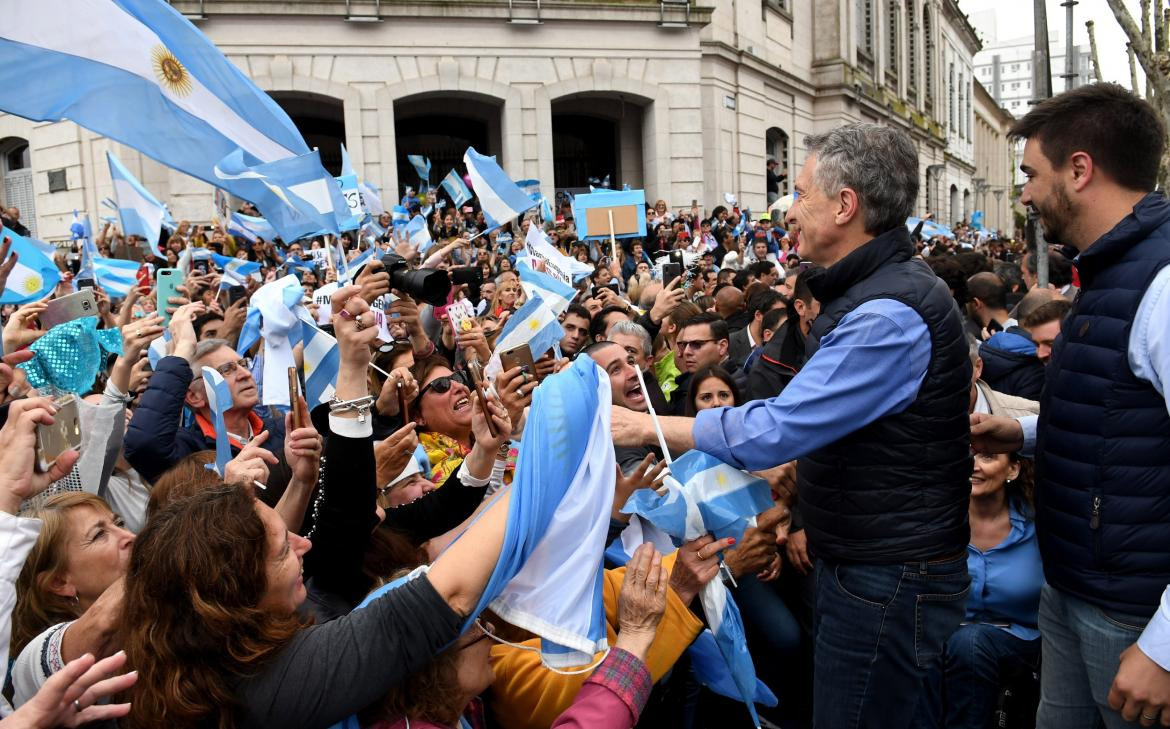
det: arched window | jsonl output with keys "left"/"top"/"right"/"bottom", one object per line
{"left": 765, "top": 127, "right": 790, "bottom": 199}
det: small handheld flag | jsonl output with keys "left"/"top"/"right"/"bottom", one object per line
{"left": 201, "top": 366, "right": 234, "bottom": 477}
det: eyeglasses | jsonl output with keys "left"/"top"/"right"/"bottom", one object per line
{"left": 214, "top": 358, "right": 252, "bottom": 377}
{"left": 415, "top": 371, "right": 469, "bottom": 403}
{"left": 677, "top": 339, "right": 716, "bottom": 352}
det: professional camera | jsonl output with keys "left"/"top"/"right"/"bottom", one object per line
{"left": 379, "top": 253, "right": 451, "bottom": 306}
{"left": 448, "top": 266, "right": 484, "bottom": 303}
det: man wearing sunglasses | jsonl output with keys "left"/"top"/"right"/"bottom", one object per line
{"left": 125, "top": 302, "right": 288, "bottom": 488}
{"left": 668, "top": 311, "right": 745, "bottom": 415}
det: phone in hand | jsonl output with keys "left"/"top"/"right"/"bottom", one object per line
{"left": 287, "top": 367, "right": 304, "bottom": 429}
{"left": 662, "top": 262, "right": 683, "bottom": 285}
{"left": 34, "top": 395, "right": 81, "bottom": 473}
{"left": 75, "top": 277, "right": 96, "bottom": 291}
{"left": 464, "top": 360, "right": 497, "bottom": 438}
{"left": 40, "top": 289, "right": 98, "bottom": 329}
{"left": 225, "top": 285, "right": 247, "bottom": 306}
{"left": 155, "top": 268, "right": 182, "bottom": 324}
{"left": 499, "top": 344, "right": 537, "bottom": 376}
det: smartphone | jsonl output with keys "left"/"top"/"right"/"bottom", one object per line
{"left": 662, "top": 262, "right": 683, "bottom": 284}
{"left": 395, "top": 380, "right": 409, "bottom": 423}
{"left": 40, "top": 289, "right": 98, "bottom": 329}
{"left": 192, "top": 259, "right": 210, "bottom": 274}
{"left": 75, "top": 277, "right": 96, "bottom": 291}
{"left": 287, "top": 367, "right": 303, "bottom": 429}
{"left": 225, "top": 285, "right": 247, "bottom": 306}
{"left": 34, "top": 395, "right": 81, "bottom": 473}
{"left": 499, "top": 344, "right": 536, "bottom": 376}
{"left": 464, "top": 360, "right": 497, "bottom": 438}
{"left": 155, "top": 268, "right": 182, "bottom": 324}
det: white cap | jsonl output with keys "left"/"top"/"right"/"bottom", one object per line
{"left": 384, "top": 457, "right": 422, "bottom": 491}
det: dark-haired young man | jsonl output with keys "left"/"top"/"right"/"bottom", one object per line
{"left": 970, "top": 83, "right": 1170, "bottom": 729}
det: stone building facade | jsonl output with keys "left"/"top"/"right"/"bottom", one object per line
{"left": 0, "top": 0, "right": 1008, "bottom": 242}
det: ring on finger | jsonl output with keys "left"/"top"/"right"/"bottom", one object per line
{"left": 74, "top": 699, "right": 83, "bottom": 713}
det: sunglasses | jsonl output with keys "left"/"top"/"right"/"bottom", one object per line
{"left": 415, "top": 371, "right": 469, "bottom": 404}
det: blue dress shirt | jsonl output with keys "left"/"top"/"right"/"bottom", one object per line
{"left": 693, "top": 298, "right": 932, "bottom": 472}
{"left": 966, "top": 503, "right": 1044, "bottom": 642}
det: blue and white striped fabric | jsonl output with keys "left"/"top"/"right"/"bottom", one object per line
{"left": 210, "top": 252, "right": 260, "bottom": 288}
{"left": 299, "top": 315, "right": 339, "bottom": 406}
{"left": 523, "top": 223, "right": 593, "bottom": 285}
{"left": 236, "top": 274, "right": 308, "bottom": 406}
{"left": 334, "top": 144, "right": 363, "bottom": 232}
{"left": 440, "top": 168, "right": 471, "bottom": 207}
{"left": 340, "top": 247, "right": 374, "bottom": 283}
{"left": 454, "top": 354, "right": 614, "bottom": 667}
{"left": 390, "top": 205, "right": 410, "bottom": 236}
{"left": 147, "top": 329, "right": 170, "bottom": 369}
{"left": 621, "top": 450, "right": 775, "bottom": 727}
{"left": 0, "top": 0, "right": 341, "bottom": 243}
{"left": 106, "top": 152, "right": 167, "bottom": 257}
{"left": 463, "top": 147, "right": 537, "bottom": 229}
{"left": 483, "top": 292, "right": 564, "bottom": 381}
{"left": 201, "top": 365, "right": 233, "bottom": 477}
{"left": 358, "top": 181, "right": 384, "bottom": 218}
{"left": 515, "top": 179, "right": 541, "bottom": 197}
{"left": 407, "top": 154, "right": 431, "bottom": 185}
{"left": 405, "top": 214, "right": 432, "bottom": 253}
{"left": 76, "top": 213, "right": 97, "bottom": 284}
{"left": 92, "top": 256, "right": 140, "bottom": 298}
{"left": 228, "top": 211, "right": 278, "bottom": 243}
{"left": 0, "top": 227, "right": 60, "bottom": 305}
{"left": 516, "top": 260, "right": 575, "bottom": 317}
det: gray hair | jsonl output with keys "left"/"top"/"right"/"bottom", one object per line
{"left": 607, "top": 321, "right": 653, "bottom": 359}
{"left": 803, "top": 123, "right": 919, "bottom": 235}
{"left": 189, "top": 338, "right": 231, "bottom": 381}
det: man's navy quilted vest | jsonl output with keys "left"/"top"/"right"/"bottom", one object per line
{"left": 799, "top": 227, "right": 972, "bottom": 563}
{"left": 1037, "top": 192, "right": 1170, "bottom": 616}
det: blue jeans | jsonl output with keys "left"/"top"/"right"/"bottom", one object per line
{"left": 1035, "top": 584, "right": 1151, "bottom": 729}
{"left": 911, "top": 623, "right": 1041, "bottom": 729}
{"left": 812, "top": 555, "right": 970, "bottom": 729}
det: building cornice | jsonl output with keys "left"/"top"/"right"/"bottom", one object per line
{"left": 973, "top": 79, "right": 1014, "bottom": 127}
{"left": 165, "top": 0, "right": 714, "bottom": 27}
{"left": 699, "top": 39, "right": 818, "bottom": 96}
{"left": 940, "top": 0, "right": 982, "bottom": 56}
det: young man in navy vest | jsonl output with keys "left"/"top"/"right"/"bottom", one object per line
{"left": 972, "top": 84, "right": 1170, "bottom": 728}
{"left": 612, "top": 123, "right": 973, "bottom": 729}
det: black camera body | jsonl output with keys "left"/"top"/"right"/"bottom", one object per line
{"left": 379, "top": 253, "right": 452, "bottom": 306}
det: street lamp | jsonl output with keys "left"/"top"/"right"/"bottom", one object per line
{"left": 926, "top": 164, "right": 946, "bottom": 216}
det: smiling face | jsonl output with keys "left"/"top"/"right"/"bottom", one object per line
{"left": 970, "top": 453, "right": 1019, "bottom": 500}
{"left": 256, "top": 500, "right": 311, "bottom": 615}
{"left": 197, "top": 346, "right": 259, "bottom": 411}
{"left": 417, "top": 366, "right": 473, "bottom": 438}
{"left": 1018, "top": 138, "right": 1075, "bottom": 248}
{"left": 588, "top": 342, "right": 647, "bottom": 412}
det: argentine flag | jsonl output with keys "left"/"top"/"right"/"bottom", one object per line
{"left": 299, "top": 317, "right": 339, "bottom": 406}
{"left": 93, "top": 256, "right": 141, "bottom": 299}
{"left": 622, "top": 450, "right": 776, "bottom": 727}
{"left": 106, "top": 151, "right": 167, "bottom": 258}
{"left": 0, "top": 227, "right": 60, "bottom": 305}
{"left": 201, "top": 365, "right": 234, "bottom": 477}
{"left": 0, "top": 0, "right": 343, "bottom": 243}
{"left": 340, "top": 247, "right": 375, "bottom": 283}
{"left": 440, "top": 168, "right": 471, "bottom": 208}
{"left": 406, "top": 154, "right": 431, "bottom": 185}
{"left": 516, "top": 260, "right": 575, "bottom": 317}
{"left": 405, "top": 214, "right": 432, "bottom": 253}
{"left": 211, "top": 252, "right": 260, "bottom": 288}
{"left": 236, "top": 275, "right": 308, "bottom": 406}
{"left": 358, "top": 181, "right": 385, "bottom": 218}
{"left": 228, "top": 211, "right": 278, "bottom": 243}
{"left": 455, "top": 355, "right": 615, "bottom": 667}
{"left": 463, "top": 147, "right": 538, "bottom": 230}
{"left": 483, "top": 292, "right": 564, "bottom": 381}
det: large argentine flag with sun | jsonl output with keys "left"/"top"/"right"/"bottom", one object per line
{"left": 0, "top": 0, "right": 347, "bottom": 241}
{"left": 0, "top": 227, "right": 61, "bottom": 305}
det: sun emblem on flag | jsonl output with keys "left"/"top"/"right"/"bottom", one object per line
{"left": 528, "top": 319, "right": 540, "bottom": 331}
{"left": 23, "top": 275, "right": 41, "bottom": 294}
{"left": 151, "top": 45, "right": 193, "bottom": 97}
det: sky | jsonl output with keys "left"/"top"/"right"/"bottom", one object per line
{"left": 959, "top": 0, "right": 1146, "bottom": 91}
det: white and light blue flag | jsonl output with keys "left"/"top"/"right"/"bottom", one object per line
{"left": 92, "top": 256, "right": 141, "bottom": 298}
{"left": 516, "top": 261, "right": 575, "bottom": 317}
{"left": 622, "top": 451, "right": 776, "bottom": 727}
{"left": 523, "top": 223, "right": 593, "bottom": 286}
{"left": 340, "top": 246, "right": 375, "bottom": 283}
{"left": 228, "top": 211, "right": 278, "bottom": 243}
{"left": 106, "top": 151, "right": 167, "bottom": 258}
{"left": 299, "top": 314, "right": 339, "bottom": 406}
{"left": 211, "top": 252, "right": 260, "bottom": 288}
{"left": 440, "top": 168, "right": 471, "bottom": 208}
{"left": 358, "top": 181, "right": 385, "bottom": 218}
{"left": 201, "top": 365, "right": 233, "bottom": 477}
{"left": 463, "top": 147, "right": 538, "bottom": 230}
{"left": 0, "top": 0, "right": 342, "bottom": 243}
{"left": 406, "top": 154, "right": 431, "bottom": 185}
{"left": 483, "top": 292, "right": 564, "bottom": 381}
{"left": 334, "top": 144, "right": 363, "bottom": 231}
{"left": 405, "top": 214, "right": 432, "bottom": 253}
{"left": 0, "top": 227, "right": 60, "bottom": 305}
{"left": 236, "top": 274, "right": 308, "bottom": 406}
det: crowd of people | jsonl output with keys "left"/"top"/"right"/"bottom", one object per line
{"left": 0, "top": 80, "right": 1165, "bottom": 729}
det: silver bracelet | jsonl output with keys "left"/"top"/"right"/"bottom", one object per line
{"left": 328, "top": 395, "right": 377, "bottom": 423}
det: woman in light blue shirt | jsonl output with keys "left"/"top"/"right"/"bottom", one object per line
{"left": 912, "top": 451, "right": 1044, "bottom": 729}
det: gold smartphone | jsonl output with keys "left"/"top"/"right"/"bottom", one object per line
{"left": 34, "top": 395, "right": 81, "bottom": 473}
{"left": 287, "top": 367, "right": 303, "bottom": 429}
